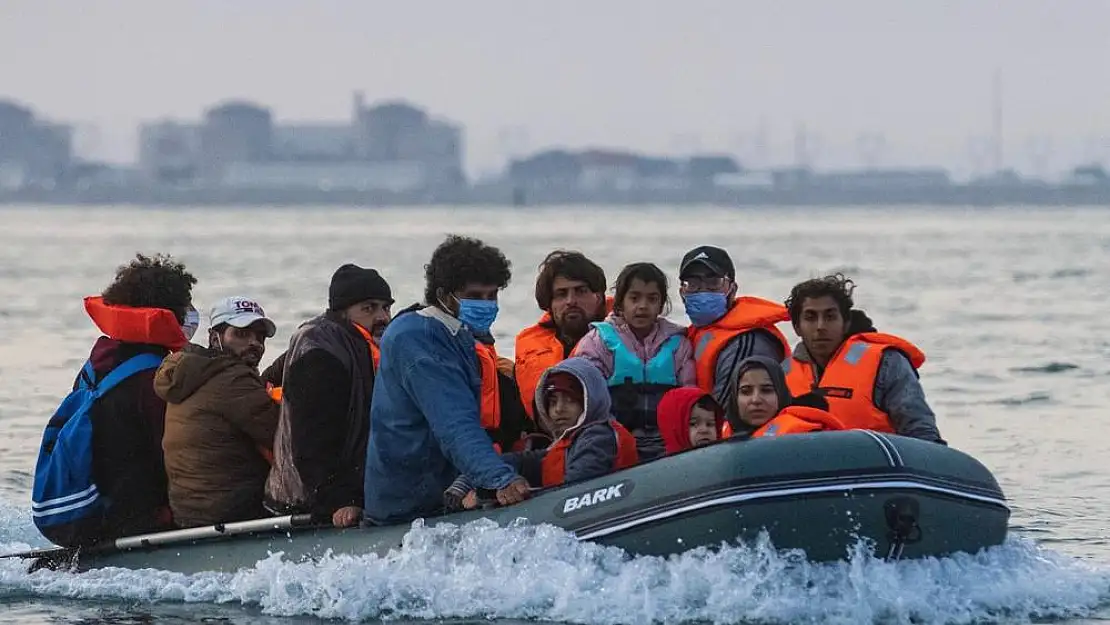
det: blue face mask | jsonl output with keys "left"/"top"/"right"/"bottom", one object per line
{"left": 684, "top": 292, "right": 729, "bottom": 327}
{"left": 457, "top": 299, "right": 499, "bottom": 334}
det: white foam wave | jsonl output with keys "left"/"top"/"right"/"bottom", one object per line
{"left": 0, "top": 498, "right": 46, "bottom": 548}
{"left": 1, "top": 515, "right": 1108, "bottom": 624}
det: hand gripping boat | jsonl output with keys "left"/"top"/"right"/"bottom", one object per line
{"left": 7, "top": 430, "right": 1010, "bottom": 575}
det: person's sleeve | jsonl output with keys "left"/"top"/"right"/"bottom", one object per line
{"left": 399, "top": 334, "right": 519, "bottom": 490}
{"left": 875, "top": 350, "right": 946, "bottom": 444}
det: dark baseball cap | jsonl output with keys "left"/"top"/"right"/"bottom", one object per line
{"left": 679, "top": 245, "right": 735, "bottom": 281}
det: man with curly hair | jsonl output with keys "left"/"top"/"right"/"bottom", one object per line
{"left": 363, "top": 235, "right": 531, "bottom": 525}
{"left": 43, "top": 253, "right": 197, "bottom": 546}
{"left": 780, "top": 274, "right": 944, "bottom": 443}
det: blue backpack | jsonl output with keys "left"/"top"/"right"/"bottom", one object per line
{"left": 31, "top": 352, "right": 164, "bottom": 540}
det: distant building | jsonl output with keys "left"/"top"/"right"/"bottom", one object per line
{"left": 355, "top": 101, "right": 427, "bottom": 161}
{"left": 137, "top": 121, "right": 200, "bottom": 184}
{"left": 769, "top": 167, "right": 813, "bottom": 189}
{"left": 271, "top": 123, "right": 353, "bottom": 161}
{"left": 506, "top": 148, "right": 732, "bottom": 191}
{"left": 686, "top": 155, "right": 741, "bottom": 183}
{"left": 222, "top": 161, "right": 428, "bottom": 192}
{"left": 421, "top": 120, "right": 465, "bottom": 187}
{"left": 577, "top": 149, "right": 643, "bottom": 191}
{"left": 507, "top": 150, "right": 582, "bottom": 189}
{"left": 1068, "top": 164, "right": 1109, "bottom": 186}
{"left": 0, "top": 99, "right": 73, "bottom": 189}
{"left": 198, "top": 101, "right": 273, "bottom": 181}
{"left": 810, "top": 168, "right": 952, "bottom": 189}
{"left": 353, "top": 98, "right": 464, "bottom": 187}
{"left": 770, "top": 167, "right": 951, "bottom": 190}
{"left": 135, "top": 92, "right": 465, "bottom": 191}
{"left": 714, "top": 171, "right": 775, "bottom": 189}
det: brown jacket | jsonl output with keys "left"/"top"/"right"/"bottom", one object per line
{"left": 154, "top": 344, "right": 279, "bottom": 528}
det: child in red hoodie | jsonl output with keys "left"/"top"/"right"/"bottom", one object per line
{"left": 657, "top": 386, "right": 725, "bottom": 454}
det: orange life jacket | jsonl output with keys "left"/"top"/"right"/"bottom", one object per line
{"left": 268, "top": 322, "right": 380, "bottom": 404}
{"left": 687, "top": 297, "right": 791, "bottom": 395}
{"left": 513, "top": 324, "right": 564, "bottom": 420}
{"left": 84, "top": 295, "right": 188, "bottom": 350}
{"left": 351, "top": 323, "right": 382, "bottom": 370}
{"left": 540, "top": 419, "right": 639, "bottom": 487}
{"left": 473, "top": 341, "right": 504, "bottom": 451}
{"left": 514, "top": 296, "right": 614, "bottom": 419}
{"left": 782, "top": 332, "right": 925, "bottom": 433}
{"left": 752, "top": 405, "right": 847, "bottom": 438}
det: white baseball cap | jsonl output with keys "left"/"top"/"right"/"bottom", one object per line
{"left": 208, "top": 296, "right": 277, "bottom": 338}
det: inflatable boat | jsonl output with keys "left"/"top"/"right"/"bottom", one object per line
{"left": 7, "top": 430, "right": 1010, "bottom": 575}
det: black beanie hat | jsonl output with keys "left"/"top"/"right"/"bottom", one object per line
{"left": 328, "top": 264, "right": 394, "bottom": 311}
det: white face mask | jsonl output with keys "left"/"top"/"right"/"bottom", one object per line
{"left": 181, "top": 308, "right": 200, "bottom": 341}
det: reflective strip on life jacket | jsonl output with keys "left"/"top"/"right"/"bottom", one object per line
{"left": 688, "top": 297, "right": 790, "bottom": 395}
{"left": 84, "top": 295, "right": 188, "bottom": 350}
{"left": 782, "top": 332, "right": 925, "bottom": 433}
{"left": 752, "top": 405, "right": 847, "bottom": 438}
{"left": 540, "top": 419, "right": 639, "bottom": 487}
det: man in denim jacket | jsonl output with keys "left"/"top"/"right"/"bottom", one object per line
{"left": 363, "top": 235, "right": 531, "bottom": 525}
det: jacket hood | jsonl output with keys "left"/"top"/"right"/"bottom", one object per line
{"left": 534, "top": 356, "right": 612, "bottom": 439}
{"left": 87, "top": 336, "right": 169, "bottom": 375}
{"left": 725, "top": 355, "right": 792, "bottom": 433}
{"left": 88, "top": 337, "right": 125, "bottom": 374}
{"left": 153, "top": 343, "right": 244, "bottom": 404}
{"left": 657, "top": 386, "right": 723, "bottom": 454}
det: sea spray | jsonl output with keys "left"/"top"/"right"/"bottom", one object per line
{"left": 2, "top": 517, "right": 1106, "bottom": 624}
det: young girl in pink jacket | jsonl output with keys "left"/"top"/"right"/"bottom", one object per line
{"left": 572, "top": 262, "right": 696, "bottom": 460}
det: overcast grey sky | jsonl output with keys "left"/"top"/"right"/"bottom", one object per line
{"left": 2, "top": 1, "right": 1108, "bottom": 176}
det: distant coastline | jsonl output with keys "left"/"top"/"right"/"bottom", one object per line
{"left": 2, "top": 181, "right": 1108, "bottom": 208}
{"left": 5, "top": 95, "right": 1110, "bottom": 211}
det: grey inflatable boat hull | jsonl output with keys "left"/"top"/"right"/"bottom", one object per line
{"left": 33, "top": 430, "right": 1010, "bottom": 575}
